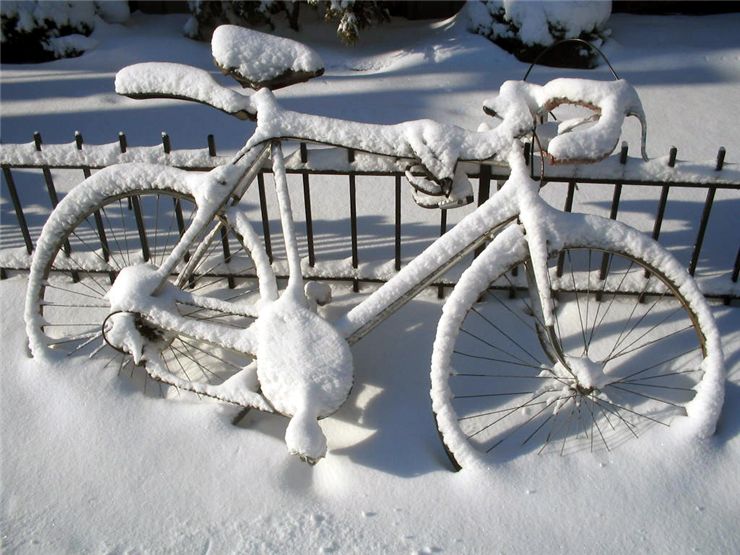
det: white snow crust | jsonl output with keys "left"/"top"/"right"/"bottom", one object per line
{"left": 2, "top": 11, "right": 738, "bottom": 555}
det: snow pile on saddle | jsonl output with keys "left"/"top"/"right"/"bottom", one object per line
{"left": 115, "top": 62, "right": 255, "bottom": 119}
{"left": 212, "top": 25, "right": 324, "bottom": 90}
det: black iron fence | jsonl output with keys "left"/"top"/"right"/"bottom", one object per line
{"left": 1, "top": 133, "right": 738, "bottom": 302}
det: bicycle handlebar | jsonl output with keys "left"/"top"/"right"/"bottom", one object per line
{"left": 115, "top": 63, "right": 648, "bottom": 182}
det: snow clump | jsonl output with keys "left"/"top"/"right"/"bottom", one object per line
{"left": 0, "top": 0, "right": 129, "bottom": 63}
{"left": 464, "top": 0, "right": 612, "bottom": 68}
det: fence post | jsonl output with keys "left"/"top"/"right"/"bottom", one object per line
{"left": 207, "top": 135, "right": 235, "bottom": 288}
{"left": 595, "top": 142, "right": 628, "bottom": 301}
{"left": 688, "top": 147, "right": 724, "bottom": 276}
{"left": 300, "top": 143, "right": 316, "bottom": 267}
{"left": 651, "top": 146, "right": 676, "bottom": 242}
{"left": 474, "top": 164, "right": 491, "bottom": 258}
{"left": 394, "top": 174, "right": 402, "bottom": 271}
{"left": 35, "top": 132, "right": 80, "bottom": 280}
{"left": 75, "top": 131, "right": 115, "bottom": 277}
{"left": 348, "top": 148, "right": 359, "bottom": 292}
{"left": 257, "top": 172, "right": 273, "bottom": 263}
{"left": 1, "top": 165, "right": 33, "bottom": 255}
{"left": 437, "top": 209, "right": 448, "bottom": 299}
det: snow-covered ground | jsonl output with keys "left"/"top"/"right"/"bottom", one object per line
{"left": 1, "top": 9, "right": 739, "bottom": 553}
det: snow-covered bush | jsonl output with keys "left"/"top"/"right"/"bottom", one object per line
{"left": 1, "top": 1, "right": 129, "bottom": 63}
{"left": 465, "top": 0, "right": 612, "bottom": 68}
{"left": 313, "top": 0, "right": 390, "bottom": 45}
{"left": 185, "top": 0, "right": 389, "bottom": 45}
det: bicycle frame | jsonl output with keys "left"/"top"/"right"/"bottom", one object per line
{"left": 112, "top": 134, "right": 563, "bottom": 366}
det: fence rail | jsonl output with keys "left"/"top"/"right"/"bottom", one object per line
{"left": 1, "top": 133, "right": 738, "bottom": 302}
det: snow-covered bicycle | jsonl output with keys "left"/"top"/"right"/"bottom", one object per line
{"left": 25, "top": 26, "right": 724, "bottom": 467}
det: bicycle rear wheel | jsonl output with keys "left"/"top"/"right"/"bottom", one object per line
{"left": 432, "top": 218, "right": 723, "bottom": 469}
{"left": 25, "top": 164, "right": 269, "bottom": 399}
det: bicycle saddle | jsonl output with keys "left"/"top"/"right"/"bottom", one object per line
{"left": 212, "top": 25, "right": 325, "bottom": 90}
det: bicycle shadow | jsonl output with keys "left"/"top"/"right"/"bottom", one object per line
{"left": 324, "top": 296, "right": 454, "bottom": 475}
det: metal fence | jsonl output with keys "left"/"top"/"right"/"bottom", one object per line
{"left": 1, "top": 132, "right": 738, "bottom": 302}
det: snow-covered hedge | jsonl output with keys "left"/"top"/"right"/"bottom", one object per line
{"left": 465, "top": 0, "right": 612, "bottom": 68}
{"left": 1, "top": 0, "right": 129, "bottom": 63}
{"left": 185, "top": 0, "right": 389, "bottom": 45}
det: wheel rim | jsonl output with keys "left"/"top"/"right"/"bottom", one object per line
{"left": 33, "top": 189, "right": 262, "bottom": 396}
{"left": 441, "top": 246, "right": 706, "bottom": 460}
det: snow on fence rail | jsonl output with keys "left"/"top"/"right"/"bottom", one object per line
{"left": 1, "top": 132, "right": 738, "bottom": 302}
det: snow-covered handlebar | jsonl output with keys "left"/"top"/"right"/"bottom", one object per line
{"left": 483, "top": 78, "right": 648, "bottom": 163}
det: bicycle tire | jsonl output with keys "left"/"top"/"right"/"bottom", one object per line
{"left": 25, "top": 163, "right": 272, "bottom": 399}
{"left": 431, "top": 214, "right": 724, "bottom": 469}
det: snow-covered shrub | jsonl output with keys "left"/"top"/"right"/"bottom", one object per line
{"left": 465, "top": 0, "right": 612, "bottom": 69}
{"left": 1, "top": 1, "right": 129, "bottom": 63}
{"left": 184, "top": 1, "right": 289, "bottom": 42}
{"left": 311, "top": 0, "right": 390, "bottom": 45}
{"left": 185, "top": 0, "right": 389, "bottom": 45}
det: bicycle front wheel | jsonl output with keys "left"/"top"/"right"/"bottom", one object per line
{"left": 431, "top": 216, "right": 724, "bottom": 469}
{"left": 25, "top": 164, "right": 271, "bottom": 397}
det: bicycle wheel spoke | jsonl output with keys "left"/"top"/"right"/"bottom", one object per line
{"left": 566, "top": 250, "right": 589, "bottom": 352}
{"left": 604, "top": 288, "right": 674, "bottom": 362}
{"left": 459, "top": 327, "right": 530, "bottom": 366}
{"left": 622, "top": 368, "right": 699, "bottom": 384}
{"left": 595, "top": 395, "right": 671, "bottom": 426}
{"left": 47, "top": 330, "right": 100, "bottom": 346}
{"left": 617, "top": 382, "right": 695, "bottom": 392}
{"left": 470, "top": 306, "right": 544, "bottom": 365}
{"left": 605, "top": 324, "right": 694, "bottom": 365}
{"left": 452, "top": 351, "right": 547, "bottom": 371}
{"left": 498, "top": 396, "right": 569, "bottom": 453}
{"left": 591, "top": 397, "right": 639, "bottom": 437}
{"left": 585, "top": 396, "right": 609, "bottom": 452}
{"left": 453, "top": 371, "right": 553, "bottom": 379}
{"left": 176, "top": 339, "right": 212, "bottom": 383}
{"left": 485, "top": 289, "right": 537, "bottom": 333}
{"left": 458, "top": 400, "right": 548, "bottom": 422}
{"left": 465, "top": 390, "right": 550, "bottom": 441}
{"left": 501, "top": 272, "right": 548, "bottom": 331}
{"left": 605, "top": 384, "right": 685, "bottom": 408}
{"left": 100, "top": 207, "right": 130, "bottom": 270}
{"left": 559, "top": 403, "right": 577, "bottom": 456}
{"left": 587, "top": 255, "right": 625, "bottom": 349}
{"left": 521, "top": 413, "right": 554, "bottom": 447}
{"left": 171, "top": 341, "right": 227, "bottom": 386}
{"left": 613, "top": 347, "right": 699, "bottom": 383}
{"left": 116, "top": 199, "right": 132, "bottom": 266}
{"left": 178, "top": 337, "right": 245, "bottom": 372}
{"left": 68, "top": 225, "right": 122, "bottom": 273}
{"left": 66, "top": 331, "right": 103, "bottom": 356}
